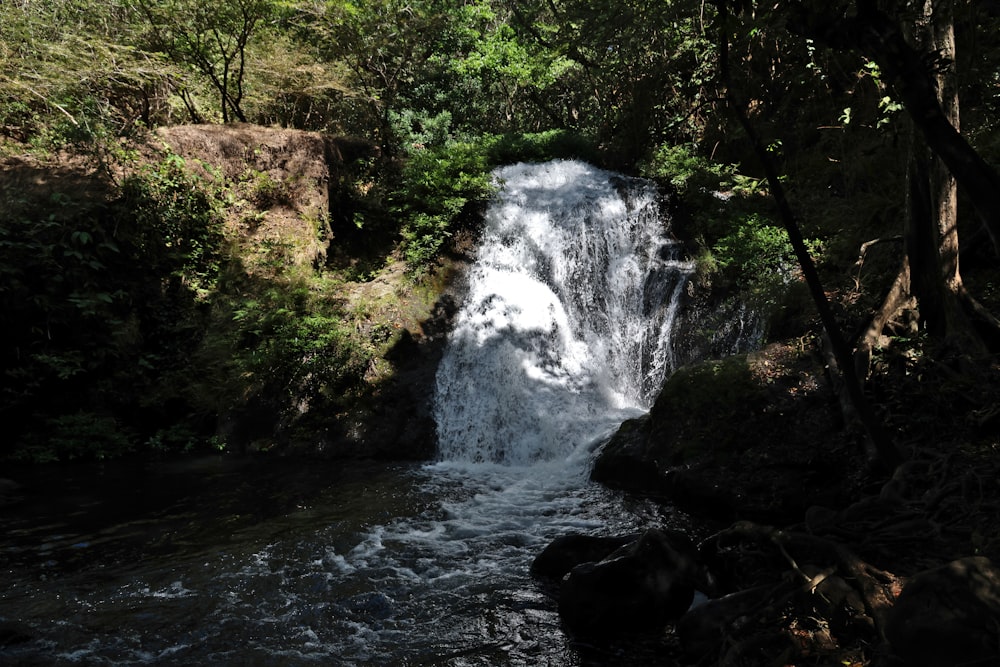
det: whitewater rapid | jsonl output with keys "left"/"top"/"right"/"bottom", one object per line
{"left": 435, "top": 159, "right": 693, "bottom": 466}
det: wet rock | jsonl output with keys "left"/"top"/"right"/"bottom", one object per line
{"left": 885, "top": 556, "right": 1000, "bottom": 667}
{"left": 558, "top": 528, "right": 700, "bottom": 636}
{"left": 592, "top": 347, "right": 854, "bottom": 524}
{"left": 0, "top": 620, "right": 33, "bottom": 647}
{"left": 530, "top": 533, "right": 638, "bottom": 581}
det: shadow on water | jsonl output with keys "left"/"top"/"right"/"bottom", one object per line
{"left": 0, "top": 456, "right": 424, "bottom": 575}
{"left": 0, "top": 455, "right": 688, "bottom": 666}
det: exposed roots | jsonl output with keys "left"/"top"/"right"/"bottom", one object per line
{"left": 690, "top": 447, "right": 1000, "bottom": 665}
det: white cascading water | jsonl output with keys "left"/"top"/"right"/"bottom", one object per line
{"left": 435, "top": 159, "right": 693, "bottom": 466}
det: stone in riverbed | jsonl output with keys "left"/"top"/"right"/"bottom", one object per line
{"left": 530, "top": 533, "right": 638, "bottom": 582}
{"left": 557, "top": 528, "right": 700, "bottom": 636}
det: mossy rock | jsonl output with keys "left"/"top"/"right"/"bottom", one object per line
{"left": 593, "top": 343, "right": 852, "bottom": 522}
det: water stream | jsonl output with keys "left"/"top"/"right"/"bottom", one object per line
{"left": 1, "top": 160, "right": 696, "bottom": 666}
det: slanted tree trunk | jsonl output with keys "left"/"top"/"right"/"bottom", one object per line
{"left": 717, "top": 1, "right": 903, "bottom": 471}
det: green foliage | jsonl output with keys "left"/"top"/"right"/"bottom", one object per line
{"left": 133, "top": 0, "right": 276, "bottom": 123}
{"left": 14, "top": 412, "right": 135, "bottom": 463}
{"left": 389, "top": 108, "right": 604, "bottom": 271}
{"left": 713, "top": 213, "right": 816, "bottom": 289}
{"left": 388, "top": 110, "right": 496, "bottom": 270}
{"left": 119, "top": 153, "right": 226, "bottom": 298}
{"left": 230, "top": 284, "right": 368, "bottom": 400}
{"left": 641, "top": 143, "right": 819, "bottom": 298}
{"left": 643, "top": 143, "right": 736, "bottom": 195}
{"left": 482, "top": 130, "right": 600, "bottom": 165}
{"left": 395, "top": 140, "right": 495, "bottom": 269}
{"left": 0, "top": 151, "right": 232, "bottom": 461}
{"left": 0, "top": 191, "right": 123, "bottom": 412}
{"left": 0, "top": 0, "right": 171, "bottom": 149}
{"left": 195, "top": 272, "right": 381, "bottom": 451}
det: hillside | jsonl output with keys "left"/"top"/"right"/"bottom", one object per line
{"left": 0, "top": 124, "right": 466, "bottom": 462}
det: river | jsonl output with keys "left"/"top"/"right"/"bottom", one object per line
{"left": 1, "top": 161, "right": 698, "bottom": 665}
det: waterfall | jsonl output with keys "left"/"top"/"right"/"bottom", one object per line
{"left": 3, "top": 161, "right": 699, "bottom": 667}
{"left": 434, "top": 160, "right": 694, "bottom": 465}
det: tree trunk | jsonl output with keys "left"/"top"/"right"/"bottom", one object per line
{"left": 849, "top": 0, "right": 991, "bottom": 372}
{"left": 718, "top": 2, "right": 903, "bottom": 471}
{"left": 854, "top": 6, "right": 1000, "bottom": 255}
{"left": 907, "top": 0, "right": 987, "bottom": 357}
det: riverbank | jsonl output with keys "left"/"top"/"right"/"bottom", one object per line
{"left": 574, "top": 335, "right": 1000, "bottom": 665}
{"left": 0, "top": 125, "right": 472, "bottom": 463}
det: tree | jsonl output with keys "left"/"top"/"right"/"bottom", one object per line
{"left": 133, "top": 0, "right": 275, "bottom": 123}
{"left": 786, "top": 1, "right": 1000, "bottom": 364}
{"left": 501, "top": 0, "right": 719, "bottom": 153}
{"left": 715, "top": 0, "right": 904, "bottom": 470}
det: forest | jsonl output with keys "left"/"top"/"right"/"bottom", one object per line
{"left": 2, "top": 0, "right": 1000, "bottom": 664}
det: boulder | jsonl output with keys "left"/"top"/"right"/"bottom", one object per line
{"left": 885, "top": 556, "right": 1000, "bottom": 667}
{"left": 0, "top": 620, "right": 33, "bottom": 647}
{"left": 531, "top": 533, "right": 638, "bottom": 582}
{"left": 592, "top": 346, "right": 854, "bottom": 524}
{"left": 557, "top": 528, "right": 700, "bottom": 636}
{"left": 0, "top": 478, "right": 22, "bottom": 507}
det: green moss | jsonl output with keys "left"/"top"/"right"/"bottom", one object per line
{"left": 648, "top": 355, "right": 761, "bottom": 464}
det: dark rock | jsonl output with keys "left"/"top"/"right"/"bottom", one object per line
{"left": 590, "top": 415, "right": 665, "bottom": 496}
{"left": 885, "top": 556, "right": 1000, "bottom": 667}
{"left": 0, "top": 478, "right": 22, "bottom": 507}
{"left": 592, "top": 346, "right": 855, "bottom": 524}
{"left": 531, "top": 533, "right": 639, "bottom": 581}
{"left": 557, "top": 528, "right": 700, "bottom": 636}
{"left": 0, "top": 620, "right": 33, "bottom": 647}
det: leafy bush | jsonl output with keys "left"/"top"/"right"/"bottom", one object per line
{"left": 217, "top": 279, "right": 371, "bottom": 446}
{"left": 642, "top": 143, "right": 736, "bottom": 195}
{"left": 14, "top": 412, "right": 135, "bottom": 463}
{"left": 482, "top": 129, "right": 599, "bottom": 165}
{"left": 389, "top": 112, "right": 604, "bottom": 271}
{"left": 0, "top": 150, "right": 233, "bottom": 461}
{"left": 0, "top": 189, "right": 126, "bottom": 448}
{"left": 641, "top": 143, "right": 819, "bottom": 298}
{"left": 119, "top": 152, "right": 226, "bottom": 298}
{"left": 388, "top": 111, "right": 496, "bottom": 270}
{"left": 713, "top": 213, "right": 804, "bottom": 288}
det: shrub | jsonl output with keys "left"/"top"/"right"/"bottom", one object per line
{"left": 482, "top": 129, "right": 599, "bottom": 165}
{"left": 389, "top": 115, "right": 602, "bottom": 272}
{"left": 643, "top": 144, "right": 812, "bottom": 279}
{"left": 389, "top": 110, "right": 497, "bottom": 270}
{"left": 14, "top": 412, "right": 135, "bottom": 463}
{"left": 118, "top": 152, "right": 226, "bottom": 298}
